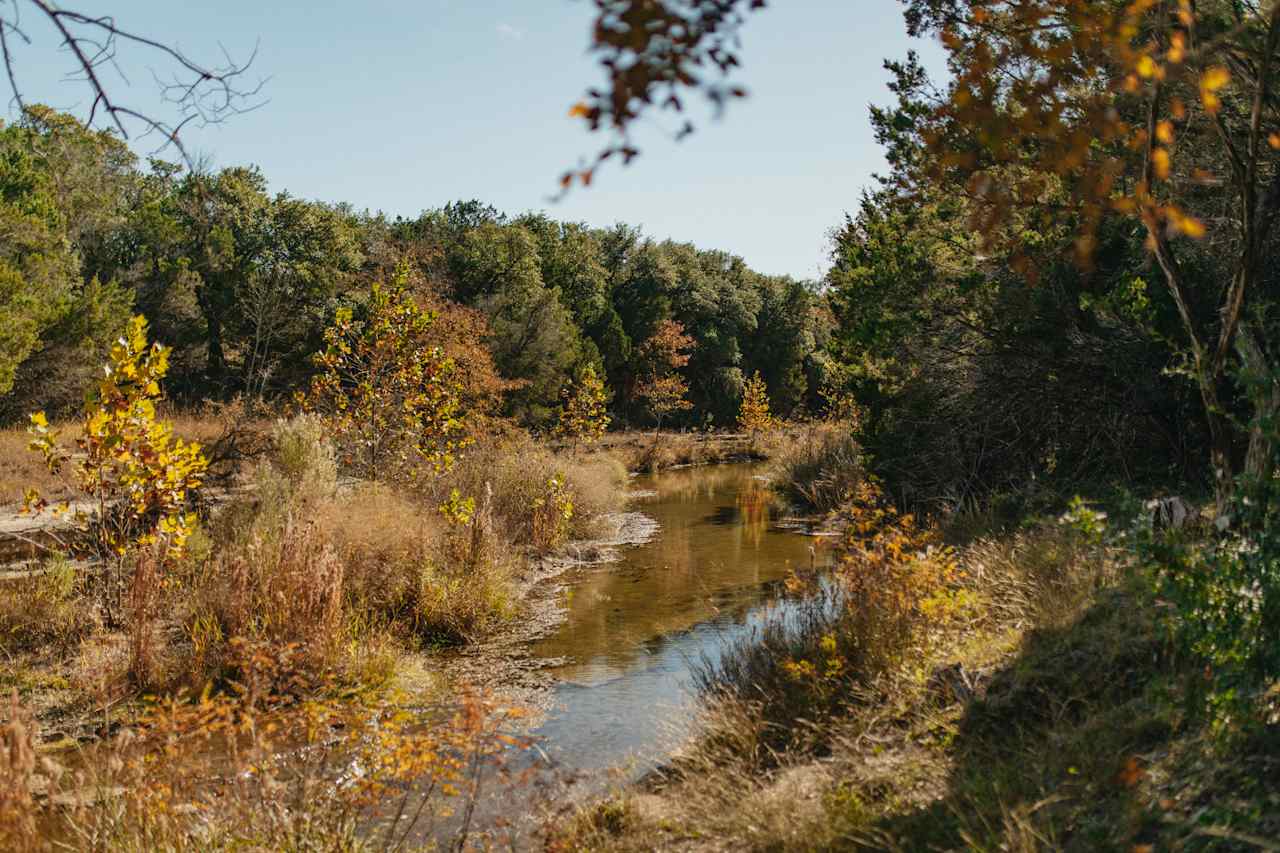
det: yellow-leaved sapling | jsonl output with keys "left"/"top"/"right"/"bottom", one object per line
{"left": 24, "top": 315, "right": 207, "bottom": 680}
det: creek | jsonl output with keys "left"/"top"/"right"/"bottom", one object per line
{"left": 527, "top": 462, "right": 834, "bottom": 779}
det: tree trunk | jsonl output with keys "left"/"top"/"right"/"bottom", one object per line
{"left": 1238, "top": 322, "right": 1280, "bottom": 486}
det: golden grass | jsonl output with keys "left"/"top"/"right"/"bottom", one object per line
{"left": 553, "top": 520, "right": 1251, "bottom": 852}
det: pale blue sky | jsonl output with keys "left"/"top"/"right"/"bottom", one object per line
{"left": 6, "top": 1, "right": 944, "bottom": 279}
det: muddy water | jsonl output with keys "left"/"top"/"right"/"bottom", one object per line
{"left": 529, "top": 463, "right": 834, "bottom": 778}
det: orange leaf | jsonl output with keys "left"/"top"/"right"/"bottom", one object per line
{"left": 1117, "top": 755, "right": 1144, "bottom": 788}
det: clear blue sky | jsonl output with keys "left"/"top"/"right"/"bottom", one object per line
{"left": 6, "top": 1, "right": 944, "bottom": 280}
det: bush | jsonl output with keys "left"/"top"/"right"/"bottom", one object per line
{"left": 769, "top": 422, "right": 865, "bottom": 513}
{"left": 1142, "top": 456, "right": 1280, "bottom": 704}
{"left": 303, "top": 267, "right": 469, "bottom": 482}
{"left": 427, "top": 432, "right": 626, "bottom": 548}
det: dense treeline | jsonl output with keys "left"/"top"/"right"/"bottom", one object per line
{"left": 0, "top": 105, "right": 831, "bottom": 430}
{"left": 2, "top": 70, "right": 1256, "bottom": 514}
{"left": 826, "top": 185, "right": 1211, "bottom": 509}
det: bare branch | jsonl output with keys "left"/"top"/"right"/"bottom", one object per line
{"left": 0, "top": 1, "right": 266, "bottom": 165}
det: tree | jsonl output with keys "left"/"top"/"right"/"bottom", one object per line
{"left": 573, "top": 0, "right": 1280, "bottom": 509}
{"left": 25, "top": 315, "right": 208, "bottom": 623}
{"left": 555, "top": 364, "right": 612, "bottom": 453}
{"left": 738, "top": 371, "right": 775, "bottom": 436}
{"left": 635, "top": 318, "right": 694, "bottom": 432}
{"left": 0, "top": 107, "right": 136, "bottom": 411}
{"left": 303, "top": 267, "right": 469, "bottom": 482}
{"left": 160, "top": 167, "right": 361, "bottom": 395}
{"left": 894, "top": 0, "right": 1280, "bottom": 509}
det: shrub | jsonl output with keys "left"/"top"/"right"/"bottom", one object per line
{"left": 20, "top": 315, "right": 206, "bottom": 686}
{"left": 270, "top": 412, "right": 337, "bottom": 499}
{"left": 1142, "top": 461, "right": 1280, "bottom": 705}
{"left": 24, "top": 316, "right": 208, "bottom": 574}
{"left": 737, "top": 371, "right": 776, "bottom": 436}
{"left": 302, "top": 266, "right": 469, "bottom": 482}
{"left": 554, "top": 364, "right": 611, "bottom": 453}
{"left": 695, "top": 481, "right": 963, "bottom": 758}
{"left": 769, "top": 422, "right": 864, "bottom": 513}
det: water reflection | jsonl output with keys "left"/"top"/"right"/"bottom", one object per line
{"left": 529, "top": 463, "right": 833, "bottom": 775}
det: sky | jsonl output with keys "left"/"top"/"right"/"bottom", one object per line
{"left": 5, "top": 1, "right": 945, "bottom": 280}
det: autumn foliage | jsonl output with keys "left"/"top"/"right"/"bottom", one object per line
{"left": 737, "top": 371, "right": 776, "bottom": 435}
{"left": 555, "top": 363, "right": 611, "bottom": 451}
{"left": 635, "top": 318, "right": 694, "bottom": 430}
{"left": 303, "top": 266, "right": 470, "bottom": 481}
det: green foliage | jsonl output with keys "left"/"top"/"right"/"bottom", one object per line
{"left": 304, "top": 266, "right": 469, "bottom": 481}
{"left": 1143, "top": 478, "right": 1280, "bottom": 705}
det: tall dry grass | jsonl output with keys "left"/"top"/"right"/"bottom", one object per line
{"left": 0, "top": 558, "right": 97, "bottom": 656}
{"left": 426, "top": 431, "right": 627, "bottom": 549}
{"left": 768, "top": 422, "right": 865, "bottom": 514}
{"left": 0, "top": 654, "right": 536, "bottom": 853}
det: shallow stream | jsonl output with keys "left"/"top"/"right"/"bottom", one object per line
{"left": 528, "top": 462, "right": 834, "bottom": 778}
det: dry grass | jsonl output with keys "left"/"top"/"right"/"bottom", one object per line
{"left": 554, "top": 518, "right": 1213, "bottom": 852}
{"left": 1, "top": 657, "right": 536, "bottom": 853}
{"left": 429, "top": 431, "right": 628, "bottom": 548}
{"left": 0, "top": 404, "right": 267, "bottom": 510}
{"left": 0, "top": 558, "right": 98, "bottom": 656}
{"left": 0, "top": 425, "right": 76, "bottom": 509}
{"left": 768, "top": 421, "right": 865, "bottom": 514}
{"left": 597, "top": 430, "right": 764, "bottom": 473}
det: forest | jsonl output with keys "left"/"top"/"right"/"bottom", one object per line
{"left": 3, "top": 0, "right": 1280, "bottom": 850}
{"left": 0, "top": 105, "right": 830, "bottom": 431}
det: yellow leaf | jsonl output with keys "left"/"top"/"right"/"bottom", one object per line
{"left": 567, "top": 102, "right": 589, "bottom": 119}
{"left": 1180, "top": 215, "right": 1206, "bottom": 238}
{"left": 1269, "top": 132, "right": 1280, "bottom": 150}
{"left": 1152, "top": 148, "right": 1171, "bottom": 180}
{"left": 1135, "top": 55, "right": 1159, "bottom": 79}
{"left": 1155, "top": 120, "right": 1174, "bottom": 144}
{"left": 1201, "top": 66, "right": 1230, "bottom": 92}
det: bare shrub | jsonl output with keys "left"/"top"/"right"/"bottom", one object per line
{"left": 270, "top": 413, "right": 337, "bottom": 501}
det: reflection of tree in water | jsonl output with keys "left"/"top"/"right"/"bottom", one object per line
{"left": 735, "top": 479, "right": 770, "bottom": 547}
{"left": 534, "top": 464, "right": 819, "bottom": 682}
{"left": 651, "top": 464, "right": 744, "bottom": 503}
